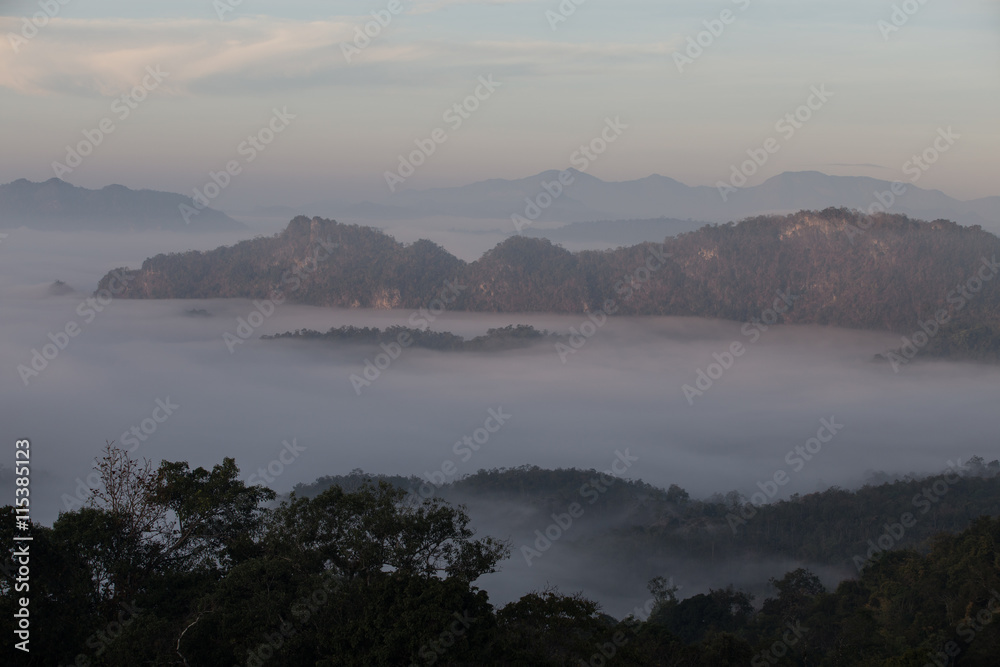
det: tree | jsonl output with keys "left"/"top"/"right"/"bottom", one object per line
{"left": 173, "top": 481, "right": 510, "bottom": 665}
{"left": 152, "top": 455, "right": 276, "bottom": 569}
{"left": 265, "top": 481, "right": 509, "bottom": 582}
{"left": 760, "top": 568, "right": 825, "bottom": 621}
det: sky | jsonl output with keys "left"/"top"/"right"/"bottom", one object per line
{"left": 1, "top": 0, "right": 998, "bottom": 209}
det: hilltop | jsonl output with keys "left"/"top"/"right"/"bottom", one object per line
{"left": 97, "top": 209, "right": 1000, "bottom": 338}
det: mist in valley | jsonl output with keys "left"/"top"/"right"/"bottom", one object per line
{"left": 2, "top": 227, "right": 997, "bottom": 618}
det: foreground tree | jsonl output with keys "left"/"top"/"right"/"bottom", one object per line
{"left": 3, "top": 445, "right": 1000, "bottom": 665}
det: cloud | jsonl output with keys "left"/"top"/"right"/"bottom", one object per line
{"left": 0, "top": 15, "right": 681, "bottom": 96}
{"left": 0, "top": 17, "right": 356, "bottom": 96}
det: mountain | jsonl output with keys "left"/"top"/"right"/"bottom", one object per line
{"left": 97, "top": 215, "right": 461, "bottom": 303}
{"left": 0, "top": 178, "right": 245, "bottom": 232}
{"left": 97, "top": 209, "right": 1000, "bottom": 337}
{"left": 378, "top": 169, "right": 1000, "bottom": 234}
{"left": 522, "top": 217, "right": 711, "bottom": 246}
{"left": 390, "top": 169, "right": 618, "bottom": 221}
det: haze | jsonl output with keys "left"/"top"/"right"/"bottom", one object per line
{"left": 3, "top": 230, "right": 999, "bottom": 613}
{"left": 1, "top": 0, "right": 998, "bottom": 209}
{"left": 3, "top": 0, "right": 1000, "bottom": 628}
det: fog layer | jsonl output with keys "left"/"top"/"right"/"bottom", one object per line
{"left": 2, "top": 229, "right": 997, "bottom": 614}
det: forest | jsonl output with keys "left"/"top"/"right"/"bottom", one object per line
{"left": 298, "top": 461, "right": 1000, "bottom": 576}
{"left": 94, "top": 210, "right": 1000, "bottom": 363}
{"left": 262, "top": 324, "right": 562, "bottom": 352}
{"left": 4, "top": 445, "right": 999, "bottom": 665}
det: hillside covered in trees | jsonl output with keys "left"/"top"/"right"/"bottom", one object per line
{"left": 5, "top": 446, "right": 1000, "bottom": 666}
{"left": 262, "top": 324, "right": 563, "bottom": 352}
{"left": 296, "top": 460, "right": 1000, "bottom": 580}
{"left": 97, "top": 210, "right": 1000, "bottom": 342}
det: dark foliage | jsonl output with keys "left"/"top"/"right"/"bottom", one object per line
{"left": 4, "top": 448, "right": 1000, "bottom": 665}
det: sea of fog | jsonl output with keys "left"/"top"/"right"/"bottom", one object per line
{"left": 2, "top": 227, "right": 998, "bottom": 615}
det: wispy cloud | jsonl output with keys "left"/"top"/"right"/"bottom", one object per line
{"left": 0, "top": 16, "right": 679, "bottom": 97}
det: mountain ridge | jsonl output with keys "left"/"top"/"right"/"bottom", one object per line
{"left": 367, "top": 169, "right": 1000, "bottom": 232}
{"left": 96, "top": 209, "right": 1000, "bottom": 340}
{"left": 0, "top": 178, "right": 245, "bottom": 232}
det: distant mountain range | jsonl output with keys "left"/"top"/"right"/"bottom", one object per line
{"left": 371, "top": 170, "right": 999, "bottom": 232}
{"left": 6, "top": 171, "right": 997, "bottom": 241}
{"left": 0, "top": 178, "right": 245, "bottom": 232}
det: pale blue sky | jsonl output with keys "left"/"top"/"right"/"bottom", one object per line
{"left": 1, "top": 0, "right": 997, "bottom": 207}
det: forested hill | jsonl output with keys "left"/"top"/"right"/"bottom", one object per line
{"left": 294, "top": 459, "right": 1000, "bottom": 574}
{"left": 262, "top": 324, "right": 563, "bottom": 351}
{"left": 7, "top": 446, "right": 1000, "bottom": 665}
{"left": 97, "top": 209, "right": 1000, "bottom": 333}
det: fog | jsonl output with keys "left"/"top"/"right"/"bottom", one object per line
{"left": 3, "top": 228, "right": 999, "bottom": 616}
